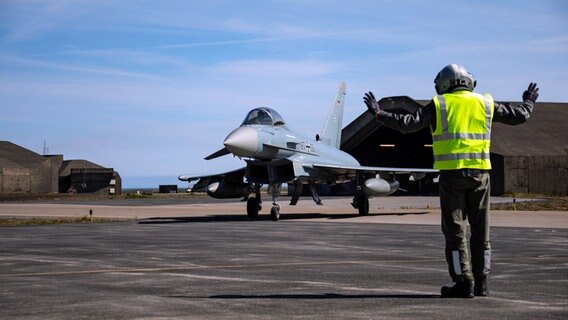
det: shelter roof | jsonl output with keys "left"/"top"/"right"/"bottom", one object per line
{"left": 59, "top": 160, "right": 105, "bottom": 176}
{"left": 341, "top": 100, "right": 568, "bottom": 157}
{"left": 0, "top": 141, "right": 47, "bottom": 168}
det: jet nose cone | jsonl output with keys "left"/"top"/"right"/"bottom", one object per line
{"left": 224, "top": 127, "right": 259, "bottom": 157}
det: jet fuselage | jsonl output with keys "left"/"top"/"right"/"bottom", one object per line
{"left": 223, "top": 124, "right": 360, "bottom": 168}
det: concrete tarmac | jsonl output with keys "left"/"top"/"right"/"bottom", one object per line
{"left": 0, "top": 196, "right": 566, "bottom": 228}
{"left": 0, "top": 197, "right": 567, "bottom": 319}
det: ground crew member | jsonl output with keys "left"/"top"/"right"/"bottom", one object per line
{"left": 364, "top": 64, "right": 538, "bottom": 298}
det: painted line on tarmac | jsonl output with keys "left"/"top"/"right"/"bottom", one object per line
{"left": 0, "top": 258, "right": 443, "bottom": 278}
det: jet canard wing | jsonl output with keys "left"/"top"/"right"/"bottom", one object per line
{"left": 204, "top": 147, "right": 230, "bottom": 160}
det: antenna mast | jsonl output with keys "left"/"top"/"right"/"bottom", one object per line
{"left": 43, "top": 140, "right": 49, "bottom": 155}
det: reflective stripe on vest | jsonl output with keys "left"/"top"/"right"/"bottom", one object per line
{"left": 431, "top": 92, "right": 494, "bottom": 170}
{"left": 434, "top": 152, "right": 490, "bottom": 162}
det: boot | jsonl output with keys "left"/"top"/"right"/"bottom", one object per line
{"left": 474, "top": 276, "right": 488, "bottom": 296}
{"left": 441, "top": 280, "right": 474, "bottom": 298}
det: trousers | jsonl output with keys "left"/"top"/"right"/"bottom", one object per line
{"left": 439, "top": 169, "right": 491, "bottom": 282}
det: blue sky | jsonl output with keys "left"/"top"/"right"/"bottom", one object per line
{"left": 1, "top": 0, "right": 567, "bottom": 188}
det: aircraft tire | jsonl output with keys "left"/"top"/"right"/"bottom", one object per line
{"left": 270, "top": 206, "right": 280, "bottom": 221}
{"left": 247, "top": 198, "right": 260, "bottom": 219}
{"left": 357, "top": 196, "right": 369, "bottom": 216}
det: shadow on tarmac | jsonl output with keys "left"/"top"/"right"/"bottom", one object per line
{"left": 138, "top": 211, "right": 430, "bottom": 224}
{"left": 165, "top": 293, "right": 440, "bottom": 299}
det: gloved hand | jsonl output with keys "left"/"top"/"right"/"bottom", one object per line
{"left": 364, "top": 91, "right": 380, "bottom": 115}
{"left": 522, "top": 82, "right": 539, "bottom": 103}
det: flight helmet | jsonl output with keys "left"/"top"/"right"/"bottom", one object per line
{"left": 434, "top": 64, "right": 476, "bottom": 94}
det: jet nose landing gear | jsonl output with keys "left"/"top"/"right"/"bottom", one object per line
{"left": 269, "top": 183, "right": 282, "bottom": 221}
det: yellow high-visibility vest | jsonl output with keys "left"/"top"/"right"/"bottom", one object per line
{"left": 431, "top": 90, "right": 494, "bottom": 170}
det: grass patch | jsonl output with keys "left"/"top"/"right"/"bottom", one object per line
{"left": 124, "top": 193, "right": 152, "bottom": 199}
{"left": 0, "top": 216, "right": 129, "bottom": 227}
{"left": 0, "top": 192, "right": 206, "bottom": 202}
{"left": 490, "top": 197, "right": 568, "bottom": 211}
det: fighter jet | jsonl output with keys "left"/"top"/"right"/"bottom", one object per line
{"left": 179, "top": 82, "right": 437, "bottom": 221}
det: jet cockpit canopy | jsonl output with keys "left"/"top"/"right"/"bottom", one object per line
{"left": 241, "top": 107, "right": 286, "bottom": 126}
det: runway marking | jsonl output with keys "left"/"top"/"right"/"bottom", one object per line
{"left": 162, "top": 273, "right": 440, "bottom": 297}
{"left": 0, "top": 258, "right": 443, "bottom": 278}
{"left": 488, "top": 296, "right": 568, "bottom": 308}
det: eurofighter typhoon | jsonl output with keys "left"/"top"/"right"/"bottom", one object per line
{"left": 180, "top": 83, "right": 437, "bottom": 221}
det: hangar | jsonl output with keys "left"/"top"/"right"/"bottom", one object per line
{"left": 0, "top": 141, "right": 62, "bottom": 194}
{"left": 341, "top": 100, "right": 568, "bottom": 196}
{"left": 59, "top": 160, "right": 122, "bottom": 195}
{"left": 0, "top": 141, "right": 121, "bottom": 195}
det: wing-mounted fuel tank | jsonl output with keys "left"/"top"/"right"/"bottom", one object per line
{"left": 363, "top": 177, "right": 400, "bottom": 196}
{"left": 206, "top": 181, "right": 250, "bottom": 199}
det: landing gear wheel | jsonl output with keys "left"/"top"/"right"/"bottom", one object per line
{"left": 357, "top": 196, "right": 369, "bottom": 216}
{"left": 247, "top": 197, "right": 261, "bottom": 219}
{"left": 270, "top": 205, "right": 280, "bottom": 221}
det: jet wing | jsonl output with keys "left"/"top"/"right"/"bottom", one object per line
{"left": 178, "top": 167, "right": 246, "bottom": 182}
{"left": 311, "top": 163, "right": 438, "bottom": 176}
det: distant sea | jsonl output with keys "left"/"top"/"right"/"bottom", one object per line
{"left": 122, "top": 176, "right": 187, "bottom": 190}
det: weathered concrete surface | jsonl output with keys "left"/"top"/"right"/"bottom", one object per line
{"left": 0, "top": 197, "right": 566, "bottom": 319}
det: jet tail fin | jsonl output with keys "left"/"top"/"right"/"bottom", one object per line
{"left": 318, "top": 82, "right": 346, "bottom": 149}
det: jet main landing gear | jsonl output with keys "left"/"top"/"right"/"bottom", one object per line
{"left": 246, "top": 183, "right": 262, "bottom": 220}
{"left": 355, "top": 195, "right": 369, "bottom": 216}
{"left": 270, "top": 204, "right": 280, "bottom": 221}
{"left": 352, "top": 172, "right": 370, "bottom": 216}
{"left": 247, "top": 197, "right": 261, "bottom": 219}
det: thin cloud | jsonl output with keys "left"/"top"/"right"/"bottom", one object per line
{"left": 1, "top": 0, "right": 112, "bottom": 42}
{"left": 210, "top": 59, "right": 339, "bottom": 78}
{"left": 0, "top": 54, "right": 167, "bottom": 80}
{"left": 154, "top": 37, "right": 287, "bottom": 49}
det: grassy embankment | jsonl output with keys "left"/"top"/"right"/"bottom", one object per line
{"left": 0, "top": 216, "right": 128, "bottom": 227}
{"left": 490, "top": 195, "right": 568, "bottom": 211}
